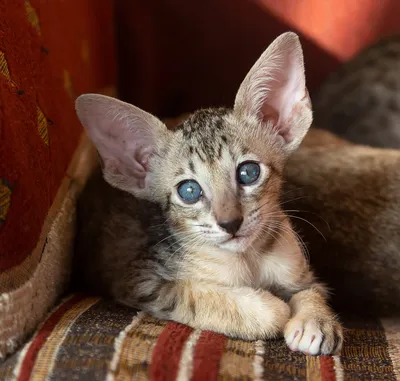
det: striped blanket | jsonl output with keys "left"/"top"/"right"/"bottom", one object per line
{"left": 0, "top": 294, "right": 399, "bottom": 381}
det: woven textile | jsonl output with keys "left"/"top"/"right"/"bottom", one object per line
{"left": 1, "top": 294, "right": 399, "bottom": 381}
{"left": 0, "top": 0, "right": 115, "bottom": 278}
{"left": 0, "top": 0, "right": 115, "bottom": 359}
{"left": 0, "top": 0, "right": 115, "bottom": 273}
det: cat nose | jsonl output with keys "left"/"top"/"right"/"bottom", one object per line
{"left": 217, "top": 217, "right": 243, "bottom": 236}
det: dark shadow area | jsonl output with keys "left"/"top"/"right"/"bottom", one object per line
{"left": 115, "top": 0, "right": 342, "bottom": 117}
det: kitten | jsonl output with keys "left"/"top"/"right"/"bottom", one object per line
{"left": 74, "top": 32, "right": 343, "bottom": 355}
{"left": 313, "top": 34, "right": 400, "bottom": 148}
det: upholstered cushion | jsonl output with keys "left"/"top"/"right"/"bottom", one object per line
{"left": 1, "top": 294, "right": 398, "bottom": 380}
{"left": 0, "top": 0, "right": 115, "bottom": 359}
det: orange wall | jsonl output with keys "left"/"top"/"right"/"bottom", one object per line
{"left": 260, "top": 0, "right": 400, "bottom": 60}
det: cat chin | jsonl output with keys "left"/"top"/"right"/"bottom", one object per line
{"left": 217, "top": 235, "right": 253, "bottom": 253}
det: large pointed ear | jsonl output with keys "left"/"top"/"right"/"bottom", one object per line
{"left": 234, "top": 32, "right": 312, "bottom": 154}
{"left": 75, "top": 94, "right": 168, "bottom": 194}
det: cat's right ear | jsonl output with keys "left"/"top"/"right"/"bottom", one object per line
{"left": 75, "top": 94, "right": 168, "bottom": 194}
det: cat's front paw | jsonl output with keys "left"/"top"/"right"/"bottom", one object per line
{"left": 284, "top": 314, "right": 343, "bottom": 355}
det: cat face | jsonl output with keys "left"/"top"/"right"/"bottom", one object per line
{"left": 75, "top": 32, "right": 312, "bottom": 253}
{"left": 155, "top": 108, "right": 285, "bottom": 252}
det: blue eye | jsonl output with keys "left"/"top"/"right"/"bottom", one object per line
{"left": 177, "top": 180, "right": 203, "bottom": 204}
{"left": 237, "top": 162, "right": 260, "bottom": 185}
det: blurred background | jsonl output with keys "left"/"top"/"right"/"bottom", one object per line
{"left": 114, "top": 0, "right": 400, "bottom": 117}
{"left": 1, "top": 0, "right": 400, "bottom": 372}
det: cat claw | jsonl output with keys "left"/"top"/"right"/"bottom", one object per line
{"left": 284, "top": 316, "right": 343, "bottom": 355}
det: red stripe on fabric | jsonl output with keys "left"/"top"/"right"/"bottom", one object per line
{"left": 191, "top": 331, "right": 226, "bottom": 381}
{"left": 320, "top": 356, "right": 336, "bottom": 381}
{"left": 150, "top": 322, "right": 193, "bottom": 381}
{"left": 17, "top": 294, "right": 86, "bottom": 381}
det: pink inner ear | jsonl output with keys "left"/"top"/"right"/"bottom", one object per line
{"left": 76, "top": 94, "right": 164, "bottom": 191}
{"left": 92, "top": 123, "right": 149, "bottom": 178}
{"left": 260, "top": 103, "right": 279, "bottom": 126}
{"left": 234, "top": 33, "right": 309, "bottom": 150}
{"left": 277, "top": 125, "right": 293, "bottom": 144}
{"left": 260, "top": 96, "right": 295, "bottom": 143}
{"left": 135, "top": 146, "right": 152, "bottom": 171}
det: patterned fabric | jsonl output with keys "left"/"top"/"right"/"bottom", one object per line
{"left": 1, "top": 295, "right": 399, "bottom": 381}
{"left": 0, "top": 0, "right": 115, "bottom": 273}
{"left": 0, "top": 0, "right": 115, "bottom": 359}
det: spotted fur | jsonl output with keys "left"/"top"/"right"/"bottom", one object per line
{"left": 74, "top": 33, "right": 342, "bottom": 355}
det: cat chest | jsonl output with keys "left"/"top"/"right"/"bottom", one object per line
{"left": 185, "top": 251, "right": 267, "bottom": 288}
{"left": 184, "top": 248, "right": 302, "bottom": 291}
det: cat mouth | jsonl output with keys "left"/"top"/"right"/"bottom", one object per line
{"left": 220, "top": 235, "right": 247, "bottom": 245}
{"left": 217, "top": 235, "right": 251, "bottom": 252}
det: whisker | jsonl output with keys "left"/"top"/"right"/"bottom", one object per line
{"left": 164, "top": 233, "right": 204, "bottom": 266}
{"left": 257, "top": 209, "right": 330, "bottom": 239}
{"left": 191, "top": 224, "right": 212, "bottom": 228}
{"left": 276, "top": 222, "right": 310, "bottom": 261}
{"left": 160, "top": 231, "right": 201, "bottom": 252}
{"left": 148, "top": 216, "right": 172, "bottom": 230}
{"left": 154, "top": 230, "right": 199, "bottom": 247}
{"left": 280, "top": 186, "right": 307, "bottom": 198}
{"left": 285, "top": 214, "right": 327, "bottom": 242}
{"left": 256, "top": 220, "right": 288, "bottom": 248}
{"left": 260, "top": 224, "right": 291, "bottom": 248}
{"left": 278, "top": 195, "right": 309, "bottom": 206}
{"left": 276, "top": 207, "right": 331, "bottom": 231}
{"left": 262, "top": 220, "right": 310, "bottom": 261}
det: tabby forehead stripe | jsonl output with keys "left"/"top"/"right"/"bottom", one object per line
{"left": 176, "top": 329, "right": 202, "bottom": 381}
{"left": 381, "top": 318, "right": 400, "bottom": 380}
{"left": 29, "top": 296, "right": 100, "bottom": 381}
{"left": 106, "top": 311, "right": 145, "bottom": 381}
{"left": 15, "top": 294, "right": 86, "bottom": 381}
{"left": 112, "top": 315, "right": 166, "bottom": 381}
{"left": 191, "top": 331, "right": 226, "bottom": 381}
{"left": 150, "top": 322, "right": 193, "bottom": 381}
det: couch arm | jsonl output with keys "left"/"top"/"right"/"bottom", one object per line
{"left": 0, "top": 0, "right": 116, "bottom": 359}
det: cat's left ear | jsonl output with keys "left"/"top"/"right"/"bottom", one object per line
{"left": 234, "top": 32, "right": 312, "bottom": 154}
